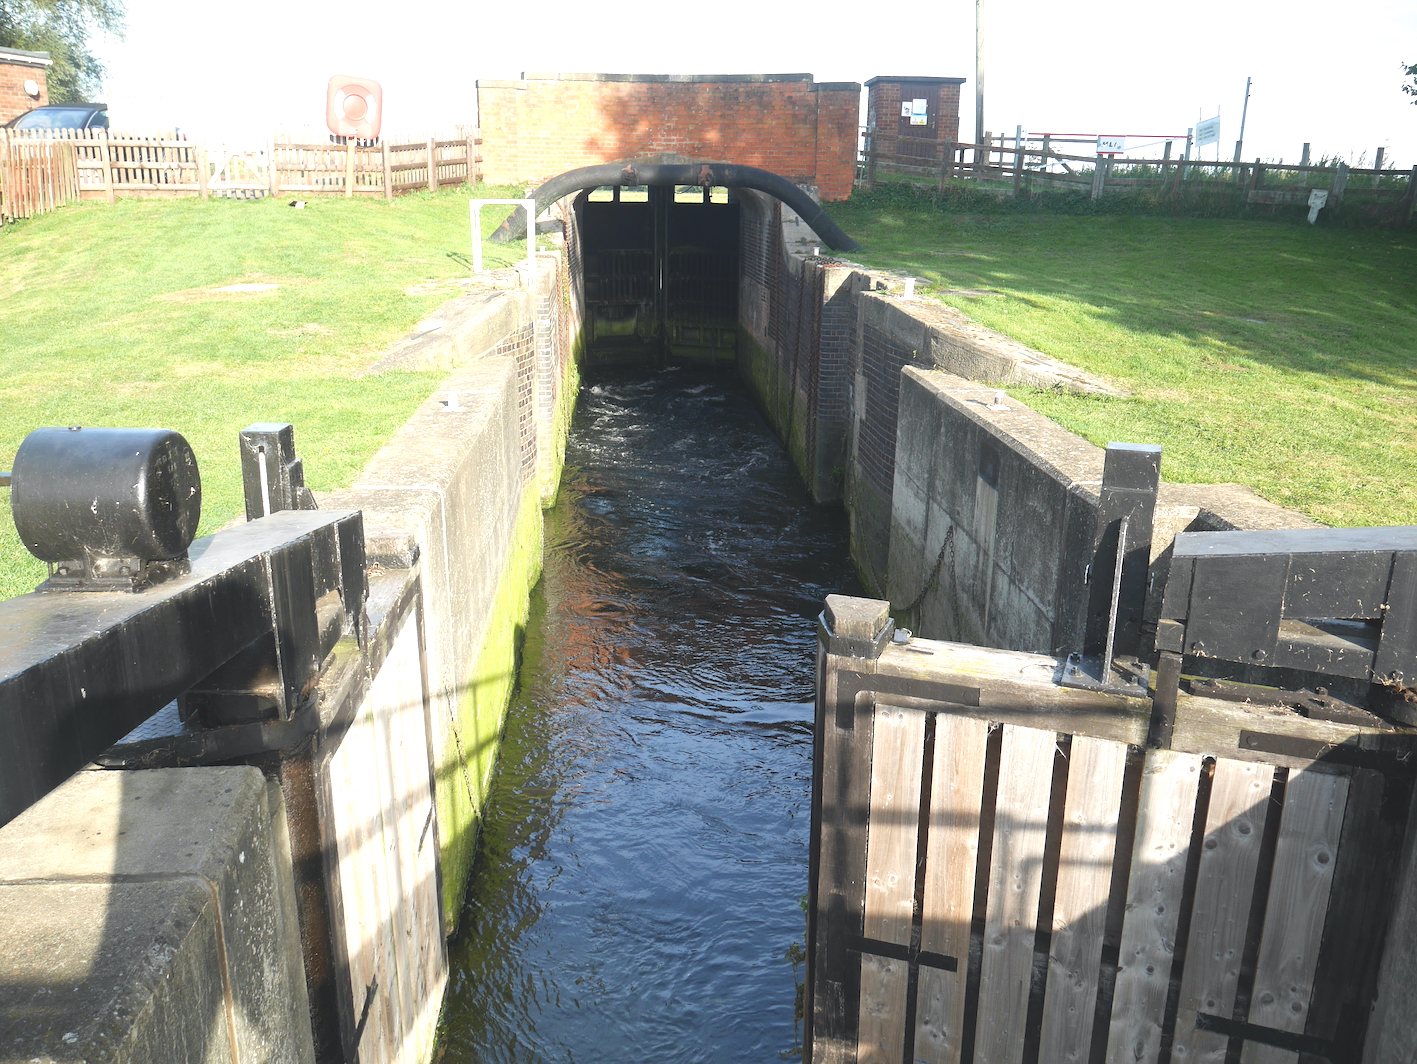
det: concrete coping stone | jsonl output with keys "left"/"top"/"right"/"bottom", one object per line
{"left": 368, "top": 282, "right": 526, "bottom": 374}
{"left": 0, "top": 766, "right": 313, "bottom": 1064}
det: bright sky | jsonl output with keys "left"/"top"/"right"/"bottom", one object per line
{"left": 96, "top": 0, "right": 1416, "bottom": 168}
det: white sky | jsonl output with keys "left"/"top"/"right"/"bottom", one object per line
{"left": 95, "top": 0, "right": 1417, "bottom": 167}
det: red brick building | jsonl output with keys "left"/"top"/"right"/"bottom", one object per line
{"left": 0, "top": 47, "right": 50, "bottom": 124}
{"left": 864, "top": 76, "right": 965, "bottom": 163}
{"left": 476, "top": 72, "right": 861, "bottom": 201}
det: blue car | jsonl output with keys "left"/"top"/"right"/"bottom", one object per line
{"left": 4, "top": 104, "right": 109, "bottom": 131}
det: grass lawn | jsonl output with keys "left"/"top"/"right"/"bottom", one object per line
{"left": 0, "top": 184, "right": 533, "bottom": 600}
{"left": 827, "top": 189, "right": 1417, "bottom": 529}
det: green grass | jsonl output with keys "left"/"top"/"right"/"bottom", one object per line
{"left": 0, "top": 184, "right": 535, "bottom": 600}
{"left": 826, "top": 189, "right": 1417, "bottom": 528}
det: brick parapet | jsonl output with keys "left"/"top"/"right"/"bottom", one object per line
{"left": 477, "top": 73, "right": 861, "bottom": 200}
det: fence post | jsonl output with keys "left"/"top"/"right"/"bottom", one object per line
{"left": 1332, "top": 161, "right": 1348, "bottom": 208}
{"left": 1012, "top": 141, "right": 1023, "bottom": 198}
{"left": 1090, "top": 153, "right": 1106, "bottom": 201}
{"left": 197, "top": 142, "right": 209, "bottom": 201}
{"left": 1403, "top": 165, "right": 1417, "bottom": 223}
{"left": 938, "top": 137, "right": 955, "bottom": 193}
{"left": 1248, "top": 159, "right": 1262, "bottom": 194}
{"left": 382, "top": 140, "right": 393, "bottom": 201}
{"left": 268, "top": 135, "right": 279, "bottom": 197}
{"left": 100, "top": 130, "right": 115, "bottom": 206}
{"left": 466, "top": 131, "right": 477, "bottom": 187}
{"left": 427, "top": 135, "right": 437, "bottom": 193}
{"left": 344, "top": 139, "right": 356, "bottom": 198}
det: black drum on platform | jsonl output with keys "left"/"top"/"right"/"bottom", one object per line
{"left": 10, "top": 426, "right": 201, "bottom": 589}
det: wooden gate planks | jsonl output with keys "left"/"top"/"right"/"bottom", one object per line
{"left": 857, "top": 705, "right": 927, "bottom": 1063}
{"left": 1239, "top": 768, "right": 1348, "bottom": 1064}
{"left": 810, "top": 615, "right": 1417, "bottom": 1064}
{"left": 1106, "top": 750, "right": 1203, "bottom": 1064}
{"left": 1039, "top": 736, "right": 1130, "bottom": 1064}
{"left": 976, "top": 725, "right": 1058, "bottom": 1064}
{"left": 914, "top": 714, "right": 990, "bottom": 1064}
{"left": 1172, "top": 758, "right": 1277, "bottom": 1061}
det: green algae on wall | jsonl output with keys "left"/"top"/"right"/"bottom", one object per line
{"left": 433, "top": 481, "right": 544, "bottom": 931}
{"left": 436, "top": 354, "right": 581, "bottom": 932}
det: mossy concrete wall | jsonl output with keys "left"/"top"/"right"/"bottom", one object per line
{"left": 325, "top": 238, "right": 583, "bottom": 932}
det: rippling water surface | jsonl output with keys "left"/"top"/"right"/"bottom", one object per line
{"left": 437, "top": 367, "right": 859, "bottom": 1063}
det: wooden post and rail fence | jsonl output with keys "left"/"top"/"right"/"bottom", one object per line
{"left": 859, "top": 130, "right": 1417, "bottom": 223}
{"left": 0, "top": 127, "right": 484, "bottom": 223}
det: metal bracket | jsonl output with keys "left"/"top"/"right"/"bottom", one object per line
{"left": 1061, "top": 652, "right": 1150, "bottom": 699}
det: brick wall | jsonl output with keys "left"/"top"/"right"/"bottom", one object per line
{"left": 478, "top": 73, "right": 861, "bottom": 201}
{"left": 0, "top": 50, "right": 49, "bottom": 125}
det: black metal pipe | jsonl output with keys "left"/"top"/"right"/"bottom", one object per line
{"left": 491, "top": 161, "right": 861, "bottom": 251}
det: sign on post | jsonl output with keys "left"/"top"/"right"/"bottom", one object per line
{"left": 1096, "top": 135, "right": 1125, "bottom": 154}
{"left": 1195, "top": 116, "right": 1221, "bottom": 148}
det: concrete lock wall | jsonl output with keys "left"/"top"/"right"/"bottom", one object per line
{"left": 736, "top": 200, "right": 1318, "bottom": 655}
{"left": 0, "top": 200, "right": 585, "bottom": 1063}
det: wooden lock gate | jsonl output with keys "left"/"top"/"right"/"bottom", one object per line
{"left": 807, "top": 522, "right": 1417, "bottom": 1064}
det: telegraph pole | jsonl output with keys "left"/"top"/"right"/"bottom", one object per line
{"left": 975, "top": 0, "right": 985, "bottom": 147}
{"left": 1233, "top": 76, "right": 1251, "bottom": 163}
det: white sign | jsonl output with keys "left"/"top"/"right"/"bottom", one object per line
{"left": 1096, "top": 136, "right": 1125, "bottom": 153}
{"left": 1307, "top": 187, "right": 1329, "bottom": 224}
{"left": 901, "top": 102, "right": 912, "bottom": 118}
{"left": 911, "top": 99, "right": 929, "bottom": 126}
{"left": 1195, "top": 116, "right": 1221, "bottom": 147}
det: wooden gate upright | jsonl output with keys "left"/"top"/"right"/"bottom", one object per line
{"left": 808, "top": 595, "right": 1417, "bottom": 1064}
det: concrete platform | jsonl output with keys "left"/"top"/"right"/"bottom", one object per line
{"left": 0, "top": 766, "right": 312, "bottom": 1064}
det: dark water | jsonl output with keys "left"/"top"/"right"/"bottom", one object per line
{"left": 437, "top": 367, "right": 859, "bottom": 1063}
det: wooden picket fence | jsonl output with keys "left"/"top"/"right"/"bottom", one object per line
{"left": 810, "top": 602, "right": 1414, "bottom": 1064}
{"left": 0, "top": 131, "right": 81, "bottom": 222}
{"left": 859, "top": 130, "right": 1417, "bottom": 222}
{"left": 0, "top": 127, "right": 482, "bottom": 222}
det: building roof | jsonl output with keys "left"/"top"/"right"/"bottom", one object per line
{"left": 865, "top": 76, "right": 966, "bottom": 87}
{"left": 0, "top": 47, "right": 53, "bottom": 68}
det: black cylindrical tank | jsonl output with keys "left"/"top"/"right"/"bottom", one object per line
{"left": 11, "top": 427, "right": 201, "bottom": 563}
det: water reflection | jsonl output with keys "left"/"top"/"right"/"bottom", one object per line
{"left": 438, "top": 368, "right": 859, "bottom": 1063}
